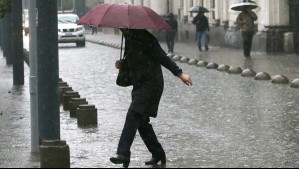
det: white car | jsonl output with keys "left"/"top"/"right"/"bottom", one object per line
{"left": 58, "top": 13, "right": 86, "bottom": 47}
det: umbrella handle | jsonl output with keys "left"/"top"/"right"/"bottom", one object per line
{"left": 120, "top": 34, "right": 124, "bottom": 60}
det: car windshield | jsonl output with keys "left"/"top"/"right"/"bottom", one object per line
{"left": 58, "top": 15, "right": 78, "bottom": 24}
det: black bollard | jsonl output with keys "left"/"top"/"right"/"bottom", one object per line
{"left": 40, "top": 140, "right": 70, "bottom": 168}
{"left": 59, "top": 87, "right": 73, "bottom": 104}
{"left": 59, "top": 82, "right": 68, "bottom": 87}
{"left": 77, "top": 105, "right": 98, "bottom": 128}
{"left": 63, "top": 91, "right": 80, "bottom": 111}
{"left": 69, "top": 98, "right": 88, "bottom": 118}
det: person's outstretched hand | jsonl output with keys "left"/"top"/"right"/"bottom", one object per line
{"left": 179, "top": 73, "right": 193, "bottom": 86}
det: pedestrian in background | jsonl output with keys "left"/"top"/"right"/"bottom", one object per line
{"left": 90, "top": 25, "right": 97, "bottom": 35}
{"left": 110, "top": 29, "right": 192, "bottom": 168}
{"left": 192, "top": 12, "right": 210, "bottom": 51}
{"left": 165, "top": 13, "right": 178, "bottom": 54}
{"left": 236, "top": 6, "right": 257, "bottom": 57}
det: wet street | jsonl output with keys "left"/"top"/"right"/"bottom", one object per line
{"left": 0, "top": 35, "right": 298, "bottom": 168}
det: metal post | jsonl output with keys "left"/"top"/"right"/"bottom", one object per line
{"left": 0, "top": 19, "right": 2, "bottom": 50}
{"left": 29, "top": 0, "right": 39, "bottom": 152}
{"left": 4, "top": 0, "right": 12, "bottom": 64}
{"left": 61, "top": 0, "right": 64, "bottom": 11}
{"left": 73, "top": 0, "right": 75, "bottom": 10}
{"left": 37, "top": 0, "right": 60, "bottom": 143}
{"left": 11, "top": 0, "right": 24, "bottom": 85}
{"left": 0, "top": 18, "right": 3, "bottom": 49}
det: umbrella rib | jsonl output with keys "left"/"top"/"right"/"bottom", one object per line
{"left": 96, "top": 4, "right": 114, "bottom": 27}
{"left": 130, "top": 5, "right": 146, "bottom": 29}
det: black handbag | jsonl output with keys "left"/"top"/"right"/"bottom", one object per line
{"left": 116, "top": 58, "right": 131, "bottom": 87}
{"left": 116, "top": 35, "right": 132, "bottom": 87}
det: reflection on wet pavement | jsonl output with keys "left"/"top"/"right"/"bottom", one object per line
{"left": 1, "top": 36, "right": 298, "bottom": 168}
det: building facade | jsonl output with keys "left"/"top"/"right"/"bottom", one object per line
{"left": 85, "top": 0, "right": 105, "bottom": 8}
{"left": 103, "top": 0, "right": 299, "bottom": 54}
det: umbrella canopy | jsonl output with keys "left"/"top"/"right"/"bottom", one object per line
{"left": 77, "top": 3, "right": 173, "bottom": 30}
{"left": 188, "top": 6, "right": 209, "bottom": 13}
{"left": 230, "top": 0, "right": 258, "bottom": 11}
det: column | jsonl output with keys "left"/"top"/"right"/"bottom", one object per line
{"left": 261, "top": 0, "right": 289, "bottom": 52}
{"left": 150, "top": 0, "right": 167, "bottom": 15}
{"left": 143, "top": 0, "right": 150, "bottom": 8}
{"left": 221, "top": 0, "right": 229, "bottom": 28}
{"left": 134, "top": 0, "right": 143, "bottom": 5}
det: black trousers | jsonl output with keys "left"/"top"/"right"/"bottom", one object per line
{"left": 116, "top": 110, "right": 165, "bottom": 158}
{"left": 166, "top": 32, "right": 176, "bottom": 52}
{"left": 242, "top": 31, "right": 254, "bottom": 56}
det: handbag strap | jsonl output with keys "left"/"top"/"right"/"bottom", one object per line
{"left": 120, "top": 34, "right": 124, "bottom": 60}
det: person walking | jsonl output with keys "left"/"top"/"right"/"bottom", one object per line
{"left": 192, "top": 12, "right": 210, "bottom": 51}
{"left": 90, "top": 26, "right": 97, "bottom": 35}
{"left": 236, "top": 6, "right": 257, "bottom": 57}
{"left": 110, "top": 29, "right": 193, "bottom": 168}
{"left": 165, "top": 13, "right": 178, "bottom": 54}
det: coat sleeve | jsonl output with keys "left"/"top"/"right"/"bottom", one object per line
{"left": 249, "top": 11, "right": 257, "bottom": 21}
{"left": 192, "top": 16, "right": 197, "bottom": 25}
{"left": 236, "top": 13, "right": 243, "bottom": 25}
{"left": 205, "top": 17, "right": 210, "bottom": 31}
{"left": 150, "top": 41, "right": 183, "bottom": 76}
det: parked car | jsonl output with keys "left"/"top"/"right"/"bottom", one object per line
{"left": 23, "top": 9, "right": 29, "bottom": 36}
{"left": 23, "top": 16, "right": 29, "bottom": 36}
{"left": 58, "top": 13, "right": 86, "bottom": 47}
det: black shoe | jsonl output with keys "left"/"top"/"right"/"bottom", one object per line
{"left": 199, "top": 48, "right": 202, "bottom": 52}
{"left": 205, "top": 47, "right": 209, "bottom": 51}
{"left": 110, "top": 155, "right": 130, "bottom": 168}
{"left": 145, "top": 155, "right": 166, "bottom": 166}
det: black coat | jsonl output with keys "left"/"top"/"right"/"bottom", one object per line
{"left": 192, "top": 14, "right": 209, "bottom": 32}
{"left": 165, "top": 18, "right": 178, "bottom": 38}
{"left": 123, "top": 30, "right": 182, "bottom": 117}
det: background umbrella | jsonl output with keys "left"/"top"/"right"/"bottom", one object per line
{"left": 77, "top": 3, "right": 173, "bottom": 30}
{"left": 77, "top": 3, "right": 174, "bottom": 60}
{"left": 230, "top": 0, "right": 259, "bottom": 11}
{"left": 188, "top": 6, "right": 209, "bottom": 13}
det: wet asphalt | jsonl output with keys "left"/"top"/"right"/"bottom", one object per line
{"left": 0, "top": 31, "right": 298, "bottom": 168}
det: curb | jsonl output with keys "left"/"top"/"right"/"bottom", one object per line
{"left": 86, "top": 39, "right": 299, "bottom": 89}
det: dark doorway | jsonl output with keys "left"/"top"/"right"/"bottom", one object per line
{"left": 289, "top": 0, "right": 299, "bottom": 54}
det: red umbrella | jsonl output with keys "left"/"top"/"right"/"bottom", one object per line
{"left": 77, "top": 3, "right": 173, "bottom": 30}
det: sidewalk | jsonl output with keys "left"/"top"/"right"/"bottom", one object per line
{"left": 85, "top": 30, "right": 299, "bottom": 81}
{"left": 0, "top": 54, "right": 39, "bottom": 168}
